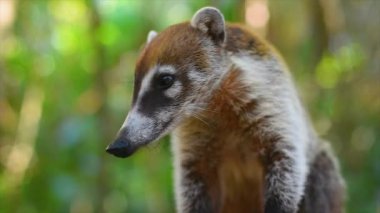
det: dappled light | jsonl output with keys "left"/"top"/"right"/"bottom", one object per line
{"left": 0, "top": 0, "right": 379, "bottom": 213}
{"left": 245, "top": 0, "right": 269, "bottom": 36}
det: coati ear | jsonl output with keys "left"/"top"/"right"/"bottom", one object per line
{"left": 191, "top": 7, "right": 226, "bottom": 46}
{"left": 147, "top": 30, "right": 158, "bottom": 44}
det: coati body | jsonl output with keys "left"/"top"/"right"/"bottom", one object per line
{"left": 106, "top": 7, "right": 345, "bottom": 213}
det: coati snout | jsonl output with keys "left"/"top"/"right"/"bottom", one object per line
{"left": 106, "top": 137, "right": 135, "bottom": 158}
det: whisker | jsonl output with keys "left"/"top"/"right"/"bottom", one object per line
{"left": 191, "top": 113, "right": 211, "bottom": 127}
{"left": 188, "top": 106, "right": 218, "bottom": 114}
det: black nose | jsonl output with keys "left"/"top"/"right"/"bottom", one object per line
{"left": 106, "top": 138, "right": 137, "bottom": 158}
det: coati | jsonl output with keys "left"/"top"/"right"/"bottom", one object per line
{"left": 106, "top": 7, "right": 345, "bottom": 213}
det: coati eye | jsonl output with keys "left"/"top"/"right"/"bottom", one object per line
{"left": 156, "top": 74, "right": 175, "bottom": 89}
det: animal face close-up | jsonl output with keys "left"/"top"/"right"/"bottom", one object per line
{"left": 107, "top": 13, "right": 228, "bottom": 158}
{"left": 1, "top": 1, "right": 379, "bottom": 212}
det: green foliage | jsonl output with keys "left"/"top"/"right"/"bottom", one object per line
{"left": 316, "top": 43, "right": 364, "bottom": 89}
{"left": 0, "top": 0, "right": 379, "bottom": 213}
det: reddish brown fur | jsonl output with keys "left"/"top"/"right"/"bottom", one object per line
{"left": 136, "top": 22, "right": 209, "bottom": 76}
{"left": 129, "top": 18, "right": 344, "bottom": 212}
{"left": 225, "top": 23, "right": 271, "bottom": 57}
{"left": 133, "top": 23, "right": 210, "bottom": 104}
{"left": 133, "top": 22, "right": 272, "bottom": 106}
{"left": 176, "top": 67, "right": 268, "bottom": 212}
{"left": 135, "top": 22, "right": 271, "bottom": 81}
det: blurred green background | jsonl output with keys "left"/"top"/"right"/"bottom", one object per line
{"left": 0, "top": 0, "right": 379, "bottom": 212}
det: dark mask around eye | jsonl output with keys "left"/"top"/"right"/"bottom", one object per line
{"left": 156, "top": 74, "right": 175, "bottom": 90}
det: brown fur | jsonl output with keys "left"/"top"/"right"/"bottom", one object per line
{"left": 175, "top": 67, "right": 267, "bottom": 212}
{"left": 133, "top": 23, "right": 272, "bottom": 105}
{"left": 126, "top": 17, "right": 344, "bottom": 212}
{"left": 225, "top": 23, "right": 271, "bottom": 57}
{"left": 136, "top": 23, "right": 209, "bottom": 76}
{"left": 133, "top": 23, "right": 208, "bottom": 104}
{"left": 135, "top": 22, "right": 273, "bottom": 74}
{"left": 175, "top": 64, "right": 345, "bottom": 213}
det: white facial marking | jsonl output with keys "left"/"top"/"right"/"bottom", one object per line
{"left": 164, "top": 81, "right": 183, "bottom": 98}
{"left": 156, "top": 109, "right": 170, "bottom": 121}
{"left": 121, "top": 107, "right": 155, "bottom": 143}
{"left": 121, "top": 65, "right": 180, "bottom": 144}
{"left": 157, "top": 65, "right": 180, "bottom": 98}
{"left": 157, "top": 65, "right": 176, "bottom": 75}
{"left": 188, "top": 70, "right": 207, "bottom": 83}
{"left": 136, "top": 66, "right": 156, "bottom": 106}
{"left": 137, "top": 65, "right": 177, "bottom": 105}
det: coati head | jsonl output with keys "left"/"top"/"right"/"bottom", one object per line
{"left": 106, "top": 7, "right": 229, "bottom": 157}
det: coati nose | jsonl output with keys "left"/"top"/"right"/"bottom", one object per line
{"left": 106, "top": 138, "right": 137, "bottom": 158}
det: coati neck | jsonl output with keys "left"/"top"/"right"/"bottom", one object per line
{"left": 172, "top": 66, "right": 267, "bottom": 212}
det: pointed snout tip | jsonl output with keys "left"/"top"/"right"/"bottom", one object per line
{"left": 106, "top": 138, "right": 136, "bottom": 158}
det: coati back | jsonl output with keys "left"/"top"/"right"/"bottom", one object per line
{"left": 106, "top": 7, "right": 345, "bottom": 213}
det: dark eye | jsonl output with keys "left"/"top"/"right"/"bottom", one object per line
{"left": 156, "top": 74, "right": 175, "bottom": 89}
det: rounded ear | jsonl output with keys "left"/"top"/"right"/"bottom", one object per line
{"left": 191, "top": 7, "right": 226, "bottom": 45}
{"left": 147, "top": 30, "right": 158, "bottom": 44}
